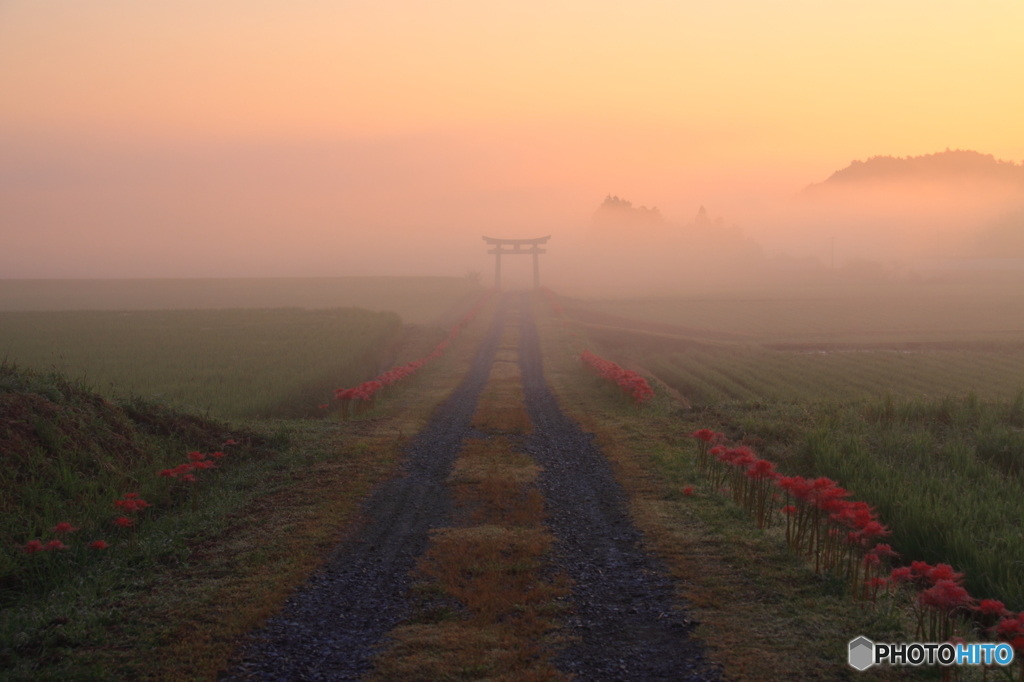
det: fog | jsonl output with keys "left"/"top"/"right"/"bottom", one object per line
{"left": 3, "top": 133, "right": 1022, "bottom": 297}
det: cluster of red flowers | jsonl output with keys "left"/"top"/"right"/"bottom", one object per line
{"left": 20, "top": 496, "right": 148, "bottom": 556}
{"left": 539, "top": 287, "right": 564, "bottom": 316}
{"left": 158, "top": 450, "right": 224, "bottom": 482}
{"left": 22, "top": 522, "right": 87, "bottom": 555}
{"left": 18, "top": 436, "right": 238, "bottom": 569}
{"left": 111, "top": 492, "right": 151, "bottom": 529}
{"left": 689, "top": 427, "right": 1024, "bottom": 660}
{"left": 333, "top": 289, "right": 496, "bottom": 411}
{"left": 580, "top": 350, "right": 655, "bottom": 403}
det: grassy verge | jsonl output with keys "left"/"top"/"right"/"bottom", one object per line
{"left": 532, "top": 293, "right": 922, "bottom": 681}
{"left": 0, "top": 298, "right": 500, "bottom": 681}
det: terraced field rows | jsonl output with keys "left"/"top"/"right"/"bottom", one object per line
{"left": 648, "top": 346, "right": 1024, "bottom": 404}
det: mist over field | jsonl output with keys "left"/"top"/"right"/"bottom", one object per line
{"left": 3, "top": 132, "right": 1024, "bottom": 299}
{"left": 7, "top": 6, "right": 1024, "bottom": 678}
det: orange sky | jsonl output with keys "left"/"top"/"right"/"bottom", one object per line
{"left": 1, "top": 1, "right": 1023, "bottom": 279}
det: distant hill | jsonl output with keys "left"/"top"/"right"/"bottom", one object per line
{"left": 804, "top": 150, "right": 1024, "bottom": 193}
{"left": 593, "top": 194, "right": 664, "bottom": 223}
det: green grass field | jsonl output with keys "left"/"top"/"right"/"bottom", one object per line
{"left": 646, "top": 344, "right": 1024, "bottom": 404}
{"left": 0, "top": 276, "right": 481, "bottom": 325}
{"left": 0, "top": 308, "right": 403, "bottom": 419}
{"left": 571, "top": 286, "right": 1024, "bottom": 610}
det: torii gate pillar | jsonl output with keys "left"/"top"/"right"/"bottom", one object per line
{"left": 483, "top": 235, "right": 551, "bottom": 290}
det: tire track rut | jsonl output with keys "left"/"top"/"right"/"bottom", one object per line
{"left": 519, "top": 292, "right": 719, "bottom": 681}
{"left": 225, "top": 298, "right": 509, "bottom": 681}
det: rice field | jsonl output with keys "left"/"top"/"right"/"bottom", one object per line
{"left": 572, "top": 281, "right": 1024, "bottom": 343}
{"left": 795, "top": 396, "right": 1024, "bottom": 610}
{"left": 0, "top": 308, "right": 403, "bottom": 418}
{"left": 0, "top": 276, "right": 481, "bottom": 325}
{"left": 571, "top": 288, "right": 1024, "bottom": 609}
{"left": 646, "top": 344, "right": 1024, "bottom": 405}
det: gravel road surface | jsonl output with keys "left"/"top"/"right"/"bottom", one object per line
{"left": 225, "top": 293, "right": 717, "bottom": 681}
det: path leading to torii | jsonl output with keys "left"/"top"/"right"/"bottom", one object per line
{"left": 225, "top": 293, "right": 717, "bottom": 681}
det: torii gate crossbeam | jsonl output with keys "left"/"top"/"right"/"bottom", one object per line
{"left": 482, "top": 235, "right": 551, "bottom": 290}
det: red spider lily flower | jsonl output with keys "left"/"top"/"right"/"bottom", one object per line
{"left": 926, "top": 563, "right": 964, "bottom": 585}
{"left": 89, "top": 540, "right": 109, "bottom": 550}
{"left": 188, "top": 451, "right": 206, "bottom": 461}
{"left": 682, "top": 486, "right": 695, "bottom": 496}
{"left": 746, "top": 459, "right": 777, "bottom": 480}
{"left": 52, "top": 522, "right": 79, "bottom": 534}
{"left": 725, "top": 446, "right": 756, "bottom": 467}
{"left": 224, "top": 438, "right": 238, "bottom": 446}
{"left": 863, "top": 552, "right": 882, "bottom": 568}
{"left": 158, "top": 468, "right": 175, "bottom": 477}
{"left": 781, "top": 505, "right": 797, "bottom": 516}
{"left": 580, "top": 350, "right": 655, "bottom": 403}
{"left": 114, "top": 497, "right": 150, "bottom": 512}
{"left": 919, "top": 580, "right": 975, "bottom": 612}
{"left": 113, "top": 516, "right": 134, "bottom": 528}
{"left": 1010, "top": 636, "right": 1024, "bottom": 655}
{"left": 889, "top": 566, "right": 913, "bottom": 583}
{"left": 191, "top": 460, "right": 215, "bottom": 470}
{"left": 209, "top": 451, "right": 226, "bottom": 458}
{"left": 910, "top": 560, "right": 933, "bottom": 576}
{"left": 978, "top": 599, "right": 1009, "bottom": 617}
{"left": 171, "top": 463, "right": 193, "bottom": 476}
{"left": 23, "top": 539, "right": 44, "bottom": 554}
{"left": 776, "top": 475, "right": 813, "bottom": 502}
{"left": 995, "top": 615, "right": 1024, "bottom": 642}
{"left": 319, "top": 404, "right": 328, "bottom": 410}
{"left": 690, "top": 429, "right": 717, "bottom": 442}
{"left": 44, "top": 540, "right": 68, "bottom": 551}
{"left": 857, "top": 521, "right": 890, "bottom": 541}
{"left": 872, "top": 543, "right": 898, "bottom": 558}
{"left": 181, "top": 473, "right": 196, "bottom": 482}
{"left": 867, "top": 577, "right": 888, "bottom": 590}
{"left": 124, "top": 493, "right": 139, "bottom": 499}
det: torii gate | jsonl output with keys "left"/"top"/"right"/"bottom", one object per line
{"left": 482, "top": 235, "right": 550, "bottom": 290}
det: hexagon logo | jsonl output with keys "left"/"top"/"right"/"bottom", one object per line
{"left": 849, "top": 636, "right": 875, "bottom": 671}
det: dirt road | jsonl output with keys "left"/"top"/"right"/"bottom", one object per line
{"left": 226, "top": 293, "right": 716, "bottom": 681}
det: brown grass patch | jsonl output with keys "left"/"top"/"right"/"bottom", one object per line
{"left": 472, "top": 358, "right": 531, "bottom": 434}
{"left": 370, "top": 428, "right": 569, "bottom": 680}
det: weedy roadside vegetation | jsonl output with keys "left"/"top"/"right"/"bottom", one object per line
{"left": 535, "top": 290, "right": 928, "bottom": 680}
{"left": 1, "top": 296, "right": 499, "bottom": 681}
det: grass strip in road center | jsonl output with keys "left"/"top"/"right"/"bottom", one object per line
{"left": 370, "top": 321, "right": 569, "bottom": 682}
